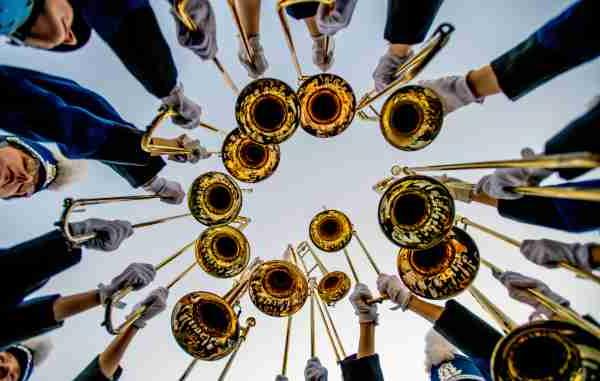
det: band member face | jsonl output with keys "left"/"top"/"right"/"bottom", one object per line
{"left": 0, "top": 352, "right": 21, "bottom": 381}
{"left": 0, "top": 146, "right": 40, "bottom": 199}
{"left": 26, "top": 0, "right": 77, "bottom": 49}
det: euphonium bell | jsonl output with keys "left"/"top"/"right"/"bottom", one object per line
{"left": 222, "top": 128, "right": 281, "bottom": 183}
{"left": 249, "top": 260, "right": 309, "bottom": 317}
{"left": 309, "top": 209, "right": 353, "bottom": 252}
{"left": 236, "top": 78, "right": 300, "bottom": 144}
{"left": 397, "top": 227, "right": 479, "bottom": 299}
{"left": 378, "top": 175, "right": 454, "bottom": 250}
{"left": 188, "top": 172, "right": 243, "bottom": 226}
{"left": 195, "top": 224, "right": 250, "bottom": 278}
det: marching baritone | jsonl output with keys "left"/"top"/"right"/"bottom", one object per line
{"left": 72, "top": 288, "right": 168, "bottom": 381}
{"left": 0, "top": 337, "right": 52, "bottom": 381}
{"left": 0, "top": 0, "right": 203, "bottom": 129}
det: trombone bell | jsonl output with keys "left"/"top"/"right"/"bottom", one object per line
{"left": 222, "top": 128, "right": 280, "bottom": 183}
{"left": 309, "top": 209, "right": 353, "bottom": 252}
{"left": 195, "top": 225, "right": 250, "bottom": 278}
{"left": 317, "top": 271, "right": 351, "bottom": 306}
{"left": 188, "top": 172, "right": 243, "bottom": 226}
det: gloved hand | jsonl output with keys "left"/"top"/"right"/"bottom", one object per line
{"left": 128, "top": 287, "right": 169, "bottom": 329}
{"left": 434, "top": 175, "right": 474, "bottom": 203}
{"left": 521, "top": 239, "right": 593, "bottom": 271}
{"left": 305, "top": 357, "right": 328, "bottom": 381}
{"left": 161, "top": 83, "right": 203, "bottom": 130}
{"left": 415, "top": 75, "right": 484, "bottom": 115}
{"left": 312, "top": 35, "right": 335, "bottom": 72}
{"left": 372, "top": 51, "right": 413, "bottom": 92}
{"left": 70, "top": 219, "right": 134, "bottom": 251}
{"left": 275, "top": 376, "right": 289, "bottom": 381}
{"left": 376, "top": 274, "right": 411, "bottom": 311}
{"left": 143, "top": 177, "right": 185, "bottom": 205}
{"left": 98, "top": 263, "right": 156, "bottom": 304}
{"left": 316, "top": 0, "right": 358, "bottom": 36}
{"left": 238, "top": 34, "right": 269, "bottom": 79}
{"left": 349, "top": 283, "right": 378, "bottom": 324}
{"left": 476, "top": 148, "right": 553, "bottom": 200}
{"left": 171, "top": 0, "right": 217, "bottom": 60}
{"left": 167, "top": 134, "right": 211, "bottom": 164}
{"left": 494, "top": 271, "right": 570, "bottom": 321}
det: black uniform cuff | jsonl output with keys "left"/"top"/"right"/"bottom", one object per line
{"left": 340, "top": 354, "right": 385, "bottom": 381}
{"left": 73, "top": 355, "right": 123, "bottom": 381}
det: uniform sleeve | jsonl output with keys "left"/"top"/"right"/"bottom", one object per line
{"left": 340, "top": 354, "right": 385, "bottom": 381}
{"left": 384, "top": 0, "right": 443, "bottom": 44}
{"left": 434, "top": 300, "right": 502, "bottom": 361}
{"left": 73, "top": 355, "right": 123, "bottom": 381}
{"left": 0, "top": 295, "right": 63, "bottom": 349}
{"left": 0, "top": 230, "right": 82, "bottom": 311}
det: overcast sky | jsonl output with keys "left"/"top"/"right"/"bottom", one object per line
{"left": 1, "top": 0, "right": 599, "bottom": 380}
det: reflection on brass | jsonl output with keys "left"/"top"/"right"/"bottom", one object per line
{"left": 236, "top": 78, "right": 300, "bottom": 144}
{"left": 222, "top": 128, "right": 280, "bottom": 183}
{"left": 309, "top": 210, "right": 353, "bottom": 252}
{"left": 378, "top": 175, "right": 454, "bottom": 249}
{"left": 195, "top": 225, "right": 250, "bottom": 278}
{"left": 249, "top": 260, "right": 309, "bottom": 317}
{"left": 379, "top": 86, "right": 444, "bottom": 151}
{"left": 492, "top": 320, "right": 600, "bottom": 381}
{"left": 317, "top": 271, "right": 351, "bottom": 306}
{"left": 188, "top": 172, "right": 242, "bottom": 226}
{"left": 397, "top": 227, "right": 479, "bottom": 299}
{"left": 297, "top": 74, "right": 356, "bottom": 138}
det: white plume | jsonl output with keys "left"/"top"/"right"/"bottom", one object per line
{"left": 21, "top": 337, "right": 53, "bottom": 367}
{"left": 47, "top": 149, "right": 88, "bottom": 191}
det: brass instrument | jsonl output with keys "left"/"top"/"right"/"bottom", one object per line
{"left": 357, "top": 24, "right": 454, "bottom": 151}
{"left": 171, "top": 259, "right": 262, "bottom": 360}
{"left": 236, "top": 78, "right": 300, "bottom": 144}
{"left": 58, "top": 195, "right": 191, "bottom": 245}
{"left": 377, "top": 175, "right": 455, "bottom": 250}
{"left": 222, "top": 128, "right": 281, "bottom": 183}
{"left": 216, "top": 317, "right": 257, "bottom": 381}
{"left": 399, "top": 152, "right": 600, "bottom": 202}
{"left": 277, "top": 0, "right": 356, "bottom": 138}
{"left": 297, "top": 241, "right": 351, "bottom": 306}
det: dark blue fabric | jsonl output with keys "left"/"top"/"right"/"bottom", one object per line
{"left": 73, "top": 356, "right": 123, "bottom": 381}
{"left": 384, "top": 0, "right": 443, "bottom": 44}
{"left": 340, "top": 354, "right": 384, "bottom": 381}
{"left": 497, "top": 179, "right": 600, "bottom": 233}
{"left": 285, "top": 2, "right": 319, "bottom": 20}
{"left": 0, "top": 66, "right": 166, "bottom": 187}
{"left": 430, "top": 355, "right": 491, "bottom": 381}
{"left": 491, "top": 0, "right": 599, "bottom": 100}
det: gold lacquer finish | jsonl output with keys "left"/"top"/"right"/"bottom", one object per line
{"left": 397, "top": 227, "right": 479, "bottom": 299}
{"left": 222, "top": 128, "right": 281, "bottom": 183}
{"left": 378, "top": 175, "right": 454, "bottom": 249}
{"left": 171, "top": 291, "right": 240, "bottom": 361}
{"left": 297, "top": 74, "right": 356, "bottom": 138}
{"left": 309, "top": 210, "right": 353, "bottom": 252}
{"left": 188, "top": 172, "right": 242, "bottom": 226}
{"left": 236, "top": 78, "right": 300, "bottom": 144}
{"left": 317, "top": 271, "right": 351, "bottom": 306}
{"left": 195, "top": 225, "right": 250, "bottom": 278}
{"left": 492, "top": 320, "right": 599, "bottom": 381}
{"left": 249, "top": 260, "right": 309, "bottom": 317}
{"left": 380, "top": 86, "right": 444, "bottom": 151}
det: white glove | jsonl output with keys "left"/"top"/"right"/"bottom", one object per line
{"left": 305, "top": 357, "right": 328, "bottom": 381}
{"left": 238, "top": 34, "right": 269, "bottom": 79}
{"left": 372, "top": 51, "right": 413, "bottom": 92}
{"left": 316, "top": 0, "right": 358, "bottom": 36}
{"left": 415, "top": 75, "right": 484, "bottom": 115}
{"left": 476, "top": 148, "right": 553, "bottom": 200}
{"left": 167, "top": 134, "right": 211, "bottom": 164}
{"left": 349, "top": 283, "right": 378, "bottom": 324}
{"left": 129, "top": 287, "right": 169, "bottom": 329}
{"left": 161, "top": 83, "right": 203, "bottom": 130}
{"left": 312, "top": 35, "right": 334, "bottom": 72}
{"left": 376, "top": 274, "right": 411, "bottom": 311}
{"left": 172, "top": 0, "right": 217, "bottom": 60}
{"left": 98, "top": 263, "right": 156, "bottom": 304}
{"left": 521, "top": 239, "right": 594, "bottom": 271}
{"left": 69, "top": 219, "right": 134, "bottom": 252}
{"left": 143, "top": 177, "right": 185, "bottom": 204}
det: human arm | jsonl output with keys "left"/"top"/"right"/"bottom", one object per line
{"left": 169, "top": 0, "right": 217, "bottom": 60}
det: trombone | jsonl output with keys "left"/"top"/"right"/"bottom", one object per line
{"left": 397, "top": 152, "right": 600, "bottom": 202}
{"left": 357, "top": 23, "right": 455, "bottom": 151}
{"left": 276, "top": 0, "right": 356, "bottom": 138}
{"left": 221, "top": 128, "right": 281, "bottom": 183}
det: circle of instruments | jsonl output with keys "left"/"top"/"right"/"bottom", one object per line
{"left": 316, "top": 270, "right": 352, "bottom": 306}
{"left": 222, "top": 128, "right": 281, "bottom": 183}
{"left": 378, "top": 175, "right": 454, "bottom": 250}
{"left": 380, "top": 86, "right": 444, "bottom": 151}
{"left": 188, "top": 172, "right": 242, "bottom": 226}
{"left": 236, "top": 78, "right": 300, "bottom": 144}
{"left": 249, "top": 260, "right": 309, "bottom": 317}
{"left": 309, "top": 209, "right": 353, "bottom": 252}
{"left": 397, "top": 227, "right": 479, "bottom": 299}
{"left": 171, "top": 291, "right": 240, "bottom": 361}
{"left": 492, "top": 319, "right": 600, "bottom": 380}
{"left": 195, "top": 225, "right": 250, "bottom": 278}
{"left": 297, "top": 74, "right": 356, "bottom": 138}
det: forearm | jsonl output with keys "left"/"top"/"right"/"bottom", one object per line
{"left": 471, "top": 192, "right": 499, "bottom": 208}
{"left": 590, "top": 245, "right": 600, "bottom": 269}
{"left": 235, "top": 0, "right": 261, "bottom": 35}
{"left": 53, "top": 290, "right": 102, "bottom": 321}
{"left": 99, "top": 325, "right": 139, "bottom": 378}
{"left": 357, "top": 323, "right": 375, "bottom": 359}
{"left": 407, "top": 295, "right": 444, "bottom": 323}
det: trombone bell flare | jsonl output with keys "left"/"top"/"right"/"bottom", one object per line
{"left": 188, "top": 172, "right": 243, "bottom": 226}
{"left": 195, "top": 225, "right": 250, "bottom": 278}
{"left": 309, "top": 209, "right": 353, "bottom": 252}
{"left": 317, "top": 271, "right": 351, "bottom": 305}
{"left": 222, "top": 128, "right": 281, "bottom": 183}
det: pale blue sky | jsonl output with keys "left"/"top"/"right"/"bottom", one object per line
{"left": 1, "top": 0, "right": 599, "bottom": 380}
